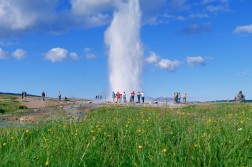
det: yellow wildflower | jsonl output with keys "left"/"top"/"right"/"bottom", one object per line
{"left": 138, "top": 145, "right": 143, "bottom": 149}
{"left": 163, "top": 148, "right": 168, "bottom": 153}
{"left": 45, "top": 161, "right": 49, "bottom": 166}
{"left": 207, "top": 119, "right": 212, "bottom": 124}
{"left": 26, "top": 130, "right": 29, "bottom": 133}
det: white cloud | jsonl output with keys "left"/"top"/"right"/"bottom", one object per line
{"left": 234, "top": 24, "right": 252, "bottom": 34}
{"left": 71, "top": 0, "right": 112, "bottom": 16}
{"left": 0, "top": 0, "right": 58, "bottom": 37}
{"left": 145, "top": 52, "right": 159, "bottom": 64}
{"left": 44, "top": 48, "right": 68, "bottom": 62}
{"left": 186, "top": 56, "right": 206, "bottom": 66}
{"left": 12, "top": 49, "right": 26, "bottom": 60}
{"left": 0, "top": 0, "right": 110, "bottom": 38}
{"left": 84, "top": 48, "right": 96, "bottom": 59}
{"left": 145, "top": 51, "right": 181, "bottom": 71}
{"left": 0, "top": 1, "right": 37, "bottom": 30}
{"left": 158, "top": 59, "right": 181, "bottom": 71}
{"left": 0, "top": 48, "right": 9, "bottom": 59}
{"left": 0, "top": 0, "right": 233, "bottom": 38}
{"left": 69, "top": 52, "right": 79, "bottom": 60}
{"left": 85, "top": 13, "right": 111, "bottom": 27}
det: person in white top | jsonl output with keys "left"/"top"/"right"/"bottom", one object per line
{"left": 123, "top": 92, "right": 126, "bottom": 103}
{"left": 141, "top": 91, "right": 144, "bottom": 103}
{"left": 183, "top": 93, "right": 187, "bottom": 103}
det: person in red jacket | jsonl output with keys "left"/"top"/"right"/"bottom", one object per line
{"left": 116, "top": 91, "right": 121, "bottom": 103}
{"left": 131, "top": 91, "right": 135, "bottom": 103}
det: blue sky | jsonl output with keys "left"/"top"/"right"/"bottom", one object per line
{"left": 0, "top": 0, "right": 252, "bottom": 101}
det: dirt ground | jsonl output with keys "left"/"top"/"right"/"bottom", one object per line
{"left": 17, "top": 96, "right": 84, "bottom": 109}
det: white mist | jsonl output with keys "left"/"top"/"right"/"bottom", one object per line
{"left": 105, "top": 0, "right": 143, "bottom": 97}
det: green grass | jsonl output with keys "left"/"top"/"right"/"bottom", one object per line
{"left": 0, "top": 95, "right": 28, "bottom": 114}
{"left": 1, "top": 103, "right": 252, "bottom": 166}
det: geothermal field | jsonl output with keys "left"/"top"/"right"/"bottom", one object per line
{"left": 1, "top": 0, "right": 252, "bottom": 166}
{"left": 1, "top": 94, "right": 252, "bottom": 166}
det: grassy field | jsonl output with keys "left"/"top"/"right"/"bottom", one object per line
{"left": 0, "top": 95, "right": 29, "bottom": 114}
{"left": 1, "top": 102, "right": 252, "bottom": 166}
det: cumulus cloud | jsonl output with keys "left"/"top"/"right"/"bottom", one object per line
{"left": 12, "top": 49, "right": 26, "bottom": 60}
{"left": 0, "top": 48, "right": 9, "bottom": 59}
{"left": 44, "top": 48, "right": 68, "bottom": 62}
{"left": 234, "top": 24, "right": 252, "bottom": 34}
{"left": 84, "top": 48, "right": 96, "bottom": 59}
{"left": 158, "top": 59, "right": 181, "bottom": 71}
{"left": 0, "top": 0, "right": 112, "bottom": 38}
{"left": 0, "top": 0, "right": 234, "bottom": 38}
{"left": 0, "top": 0, "right": 168, "bottom": 38}
{"left": 69, "top": 52, "right": 79, "bottom": 60}
{"left": 145, "top": 51, "right": 181, "bottom": 71}
{"left": 145, "top": 52, "right": 159, "bottom": 64}
{"left": 186, "top": 56, "right": 206, "bottom": 66}
{"left": 0, "top": 0, "right": 58, "bottom": 38}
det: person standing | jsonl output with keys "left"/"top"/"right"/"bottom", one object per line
{"left": 123, "top": 92, "right": 126, "bottom": 103}
{"left": 41, "top": 91, "right": 45, "bottom": 101}
{"left": 131, "top": 91, "right": 135, "bottom": 103}
{"left": 116, "top": 91, "right": 121, "bottom": 103}
{"left": 21, "top": 91, "right": 24, "bottom": 99}
{"left": 235, "top": 91, "right": 245, "bottom": 102}
{"left": 58, "top": 92, "right": 61, "bottom": 101}
{"left": 174, "top": 92, "right": 179, "bottom": 103}
{"left": 24, "top": 91, "right": 27, "bottom": 100}
{"left": 137, "top": 91, "right": 141, "bottom": 103}
{"left": 141, "top": 91, "right": 145, "bottom": 103}
{"left": 183, "top": 93, "right": 187, "bottom": 103}
{"left": 112, "top": 91, "right": 116, "bottom": 102}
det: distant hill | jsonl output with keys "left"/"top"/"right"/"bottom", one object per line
{"left": 146, "top": 96, "right": 173, "bottom": 101}
{"left": 0, "top": 92, "right": 40, "bottom": 97}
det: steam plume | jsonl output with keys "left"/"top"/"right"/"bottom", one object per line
{"left": 105, "top": 0, "right": 143, "bottom": 97}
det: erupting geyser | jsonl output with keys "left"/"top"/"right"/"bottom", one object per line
{"left": 105, "top": 0, "right": 143, "bottom": 96}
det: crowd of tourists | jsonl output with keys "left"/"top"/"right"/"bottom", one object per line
{"left": 21, "top": 90, "right": 247, "bottom": 104}
{"left": 112, "top": 91, "right": 145, "bottom": 104}
{"left": 173, "top": 92, "right": 187, "bottom": 104}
